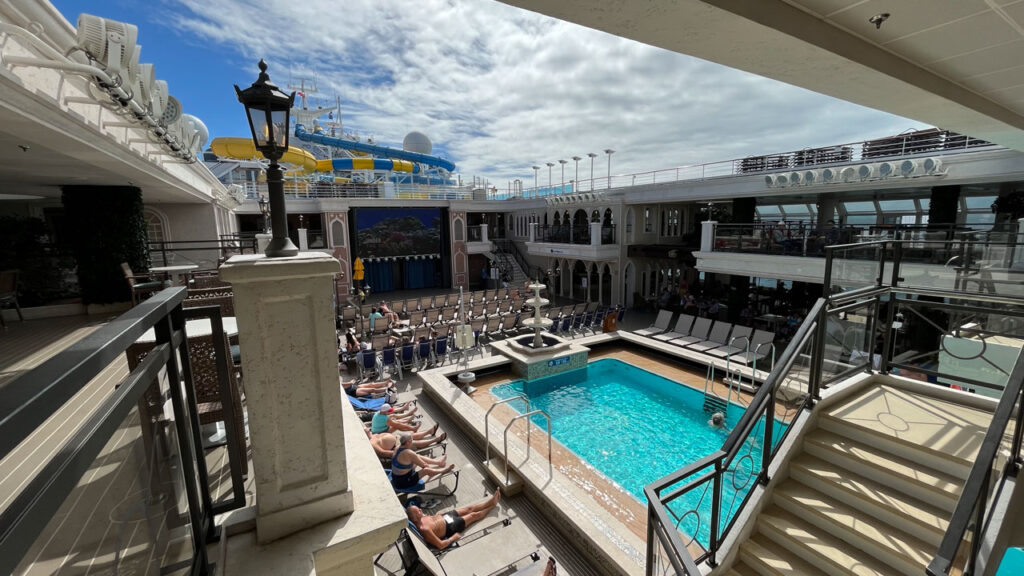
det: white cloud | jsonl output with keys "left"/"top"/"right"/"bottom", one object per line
{"left": 168, "top": 0, "right": 919, "bottom": 186}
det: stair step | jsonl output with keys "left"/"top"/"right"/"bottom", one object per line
{"left": 758, "top": 506, "right": 896, "bottom": 576}
{"left": 821, "top": 385, "right": 991, "bottom": 479}
{"left": 739, "top": 535, "right": 824, "bottom": 576}
{"left": 774, "top": 484, "right": 934, "bottom": 575}
{"left": 789, "top": 454, "right": 949, "bottom": 547}
{"left": 804, "top": 430, "right": 963, "bottom": 512}
{"left": 725, "top": 564, "right": 760, "bottom": 576}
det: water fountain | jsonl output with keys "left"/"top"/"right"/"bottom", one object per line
{"left": 491, "top": 279, "right": 589, "bottom": 379}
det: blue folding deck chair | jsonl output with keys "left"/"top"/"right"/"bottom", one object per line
{"left": 358, "top": 348, "right": 379, "bottom": 380}
{"left": 433, "top": 336, "right": 449, "bottom": 367}
{"left": 381, "top": 344, "right": 402, "bottom": 380}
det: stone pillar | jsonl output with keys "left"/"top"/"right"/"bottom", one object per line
{"left": 928, "top": 185, "right": 961, "bottom": 229}
{"left": 298, "top": 228, "right": 309, "bottom": 251}
{"left": 590, "top": 221, "right": 602, "bottom": 247}
{"left": 817, "top": 195, "right": 838, "bottom": 228}
{"left": 598, "top": 266, "right": 604, "bottom": 305}
{"left": 528, "top": 222, "right": 537, "bottom": 242}
{"left": 701, "top": 221, "right": 717, "bottom": 252}
{"left": 220, "top": 253, "right": 353, "bottom": 544}
{"left": 480, "top": 223, "right": 489, "bottom": 243}
{"left": 256, "top": 233, "right": 272, "bottom": 254}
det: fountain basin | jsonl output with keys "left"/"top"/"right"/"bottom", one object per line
{"left": 491, "top": 335, "right": 589, "bottom": 380}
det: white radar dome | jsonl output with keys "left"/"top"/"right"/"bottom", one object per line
{"left": 403, "top": 131, "right": 432, "bottom": 155}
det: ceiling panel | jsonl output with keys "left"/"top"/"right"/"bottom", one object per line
{"left": 971, "top": 65, "right": 1024, "bottom": 92}
{"left": 883, "top": 11, "right": 1020, "bottom": 64}
{"left": 929, "top": 39, "right": 1024, "bottom": 80}
{"left": 1002, "top": 2, "right": 1024, "bottom": 26}
{"left": 790, "top": 0, "right": 869, "bottom": 18}
{"left": 824, "top": 0, "right": 990, "bottom": 44}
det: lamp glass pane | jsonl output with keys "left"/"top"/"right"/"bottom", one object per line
{"left": 248, "top": 107, "right": 269, "bottom": 147}
{"left": 270, "top": 109, "right": 289, "bottom": 148}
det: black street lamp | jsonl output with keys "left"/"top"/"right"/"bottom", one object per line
{"left": 258, "top": 194, "right": 270, "bottom": 233}
{"left": 235, "top": 59, "right": 298, "bottom": 257}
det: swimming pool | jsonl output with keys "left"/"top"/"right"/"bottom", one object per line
{"left": 490, "top": 358, "right": 783, "bottom": 547}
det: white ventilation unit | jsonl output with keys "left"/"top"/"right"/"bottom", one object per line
{"left": 857, "top": 164, "right": 875, "bottom": 179}
{"left": 181, "top": 114, "right": 209, "bottom": 156}
{"left": 821, "top": 167, "right": 838, "bottom": 183}
{"left": 135, "top": 63, "right": 155, "bottom": 112}
{"left": 789, "top": 171, "right": 802, "bottom": 185}
{"left": 923, "top": 157, "right": 943, "bottom": 174}
{"left": 899, "top": 159, "right": 917, "bottom": 177}
{"left": 160, "top": 94, "right": 182, "bottom": 126}
{"left": 878, "top": 162, "right": 896, "bottom": 178}
{"left": 150, "top": 79, "right": 169, "bottom": 123}
{"left": 76, "top": 14, "right": 138, "bottom": 78}
{"left": 764, "top": 175, "right": 775, "bottom": 187}
{"left": 803, "top": 170, "right": 818, "bottom": 185}
{"left": 775, "top": 174, "right": 789, "bottom": 186}
{"left": 840, "top": 166, "right": 856, "bottom": 182}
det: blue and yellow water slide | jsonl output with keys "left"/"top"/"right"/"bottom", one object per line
{"left": 293, "top": 123, "right": 456, "bottom": 173}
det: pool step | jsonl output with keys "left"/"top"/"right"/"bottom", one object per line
{"left": 703, "top": 394, "right": 728, "bottom": 415}
{"left": 482, "top": 458, "right": 524, "bottom": 496}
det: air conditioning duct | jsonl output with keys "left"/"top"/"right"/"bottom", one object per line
{"left": 181, "top": 114, "right": 209, "bottom": 156}
{"left": 764, "top": 175, "right": 775, "bottom": 187}
{"left": 151, "top": 79, "right": 169, "bottom": 123}
{"left": 135, "top": 63, "right": 155, "bottom": 112}
{"left": 789, "top": 171, "right": 802, "bottom": 185}
{"left": 899, "top": 159, "right": 917, "bottom": 177}
{"left": 857, "top": 164, "right": 875, "bottom": 179}
{"left": 878, "top": 161, "right": 896, "bottom": 178}
{"left": 840, "top": 166, "right": 856, "bottom": 182}
{"left": 76, "top": 14, "right": 138, "bottom": 78}
{"left": 775, "top": 174, "right": 788, "bottom": 186}
{"left": 821, "top": 167, "right": 838, "bottom": 183}
{"left": 803, "top": 170, "right": 818, "bottom": 185}
{"left": 923, "top": 157, "right": 943, "bottom": 174}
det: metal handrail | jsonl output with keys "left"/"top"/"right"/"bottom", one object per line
{"left": 503, "top": 409, "right": 553, "bottom": 484}
{"left": 484, "top": 394, "right": 529, "bottom": 464}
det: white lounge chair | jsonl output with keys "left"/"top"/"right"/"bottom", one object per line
{"left": 670, "top": 317, "right": 711, "bottom": 346}
{"left": 706, "top": 326, "right": 754, "bottom": 359}
{"left": 653, "top": 314, "right": 695, "bottom": 341}
{"left": 687, "top": 322, "right": 734, "bottom": 353}
{"left": 635, "top": 309, "right": 674, "bottom": 337}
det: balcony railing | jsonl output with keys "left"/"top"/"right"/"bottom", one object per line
{"left": 150, "top": 237, "right": 260, "bottom": 268}
{"left": 646, "top": 236, "right": 1024, "bottom": 574}
{"left": 532, "top": 224, "right": 617, "bottom": 245}
{"left": 495, "top": 129, "right": 997, "bottom": 199}
{"left": 468, "top": 225, "right": 483, "bottom": 242}
{"left": 241, "top": 181, "right": 475, "bottom": 200}
{"left": 0, "top": 288, "right": 246, "bottom": 575}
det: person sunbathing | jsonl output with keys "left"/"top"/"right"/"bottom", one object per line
{"left": 390, "top": 432, "right": 453, "bottom": 490}
{"left": 406, "top": 489, "right": 501, "bottom": 549}
{"left": 365, "top": 429, "right": 446, "bottom": 459}
{"left": 379, "top": 301, "right": 402, "bottom": 326}
{"left": 371, "top": 403, "right": 432, "bottom": 434}
{"left": 342, "top": 377, "right": 394, "bottom": 398}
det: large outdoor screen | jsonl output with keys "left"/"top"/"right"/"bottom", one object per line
{"left": 353, "top": 207, "right": 442, "bottom": 258}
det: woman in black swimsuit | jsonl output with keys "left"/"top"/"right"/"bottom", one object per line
{"left": 406, "top": 489, "right": 502, "bottom": 550}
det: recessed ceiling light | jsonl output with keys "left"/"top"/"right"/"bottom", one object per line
{"left": 869, "top": 13, "right": 890, "bottom": 29}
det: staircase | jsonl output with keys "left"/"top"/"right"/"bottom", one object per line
{"left": 490, "top": 240, "right": 531, "bottom": 286}
{"left": 726, "top": 384, "right": 993, "bottom": 576}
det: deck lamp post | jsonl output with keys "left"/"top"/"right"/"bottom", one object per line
{"left": 546, "top": 162, "right": 554, "bottom": 194}
{"left": 258, "top": 194, "right": 270, "bottom": 233}
{"left": 559, "top": 159, "right": 567, "bottom": 194}
{"left": 235, "top": 59, "right": 298, "bottom": 257}
{"left": 572, "top": 156, "right": 581, "bottom": 191}
{"left": 532, "top": 165, "right": 540, "bottom": 197}
{"left": 587, "top": 152, "right": 597, "bottom": 190}
{"left": 604, "top": 149, "right": 615, "bottom": 189}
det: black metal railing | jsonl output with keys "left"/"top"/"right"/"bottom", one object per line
{"left": 150, "top": 237, "right": 259, "bottom": 268}
{"left": 645, "top": 234, "right": 1024, "bottom": 574}
{"left": 468, "top": 225, "right": 483, "bottom": 242}
{"left": 0, "top": 288, "right": 222, "bottom": 575}
{"left": 928, "top": 351, "right": 1024, "bottom": 576}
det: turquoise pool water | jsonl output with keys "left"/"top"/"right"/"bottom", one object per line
{"left": 491, "top": 358, "right": 784, "bottom": 548}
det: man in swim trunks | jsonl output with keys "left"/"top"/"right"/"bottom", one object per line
{"left": 365, "top": 428, "right": 446, "bottom": 459}
{"left": 342, "top": 377, "right": 394, "bottom": 398}
{"left": 406, "top": 489, "right": 502, "bottom": 549}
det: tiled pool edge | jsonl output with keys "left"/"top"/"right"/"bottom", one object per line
{"left": 420, "top": 333, "right": 645, "bottom": 576}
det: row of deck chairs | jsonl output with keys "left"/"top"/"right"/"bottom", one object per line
{"left": 637, "top": 310, "right": 775, "bottom": 365}
{"left": 546, "top": 305, "right": 625, "bottom": 339}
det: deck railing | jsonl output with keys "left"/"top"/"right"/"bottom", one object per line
{"left": 645, "top": 236, "right": 1024, "bottom": 575}
{"left": 0, "top": 289, "right": 226, "bottom": 575}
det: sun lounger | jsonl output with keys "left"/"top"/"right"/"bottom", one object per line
{"left": 670, "top": 317, "right": 711, "bottom": 346}
{"left": 687, "top": 322, "right": 733, "bottom": 353}
{"left": 635, "top": 309, "right": 673, "bottom": 336}
{"left": 387, "top": 468, "right": 460, "bottom": 498}
{"left": 653, "top": 314, "right": 695, "bottom": 341}
{"left": 727, "top": 330, "right": 776, "bottom": 364}
{"left": 705, "top": 326, "right": 754, "bottom": 358}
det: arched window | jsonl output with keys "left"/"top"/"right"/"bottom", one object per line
{"left": 591, "top": 210, "right": 600, "bottom": 222}
{"left": 331, "top": 219, "right": 346, "bottom": 247}
{"left": 603, "top": 208, "right": 613, "bottom": 226}
{"left": 144, "top": 209, "right": 167, "bottom": 245}
{"left": 553, "top": 212, "right": 561, "bottom": 226}
{"left": 453, "top": 217, "right": 465, "bottom": 241}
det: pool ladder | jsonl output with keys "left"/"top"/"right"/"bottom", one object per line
{"left": 484, "top": 395, "right": 553, "bottom": 487}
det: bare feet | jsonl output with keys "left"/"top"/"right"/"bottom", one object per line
{"left": 427, "top": 423, "right": 439, "bottom": 435}
{"left": 435, "top": 431, "right": 447, "bottom": 443}
{"left": 492, "top": 487, "right": 501, "bottom": 506}
{"left": 442, "top": 463, "right": 455, "bottom": 474}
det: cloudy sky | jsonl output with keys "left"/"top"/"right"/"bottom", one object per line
{"left": 54, "top": 0, "right": 921, "bottom": 186}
